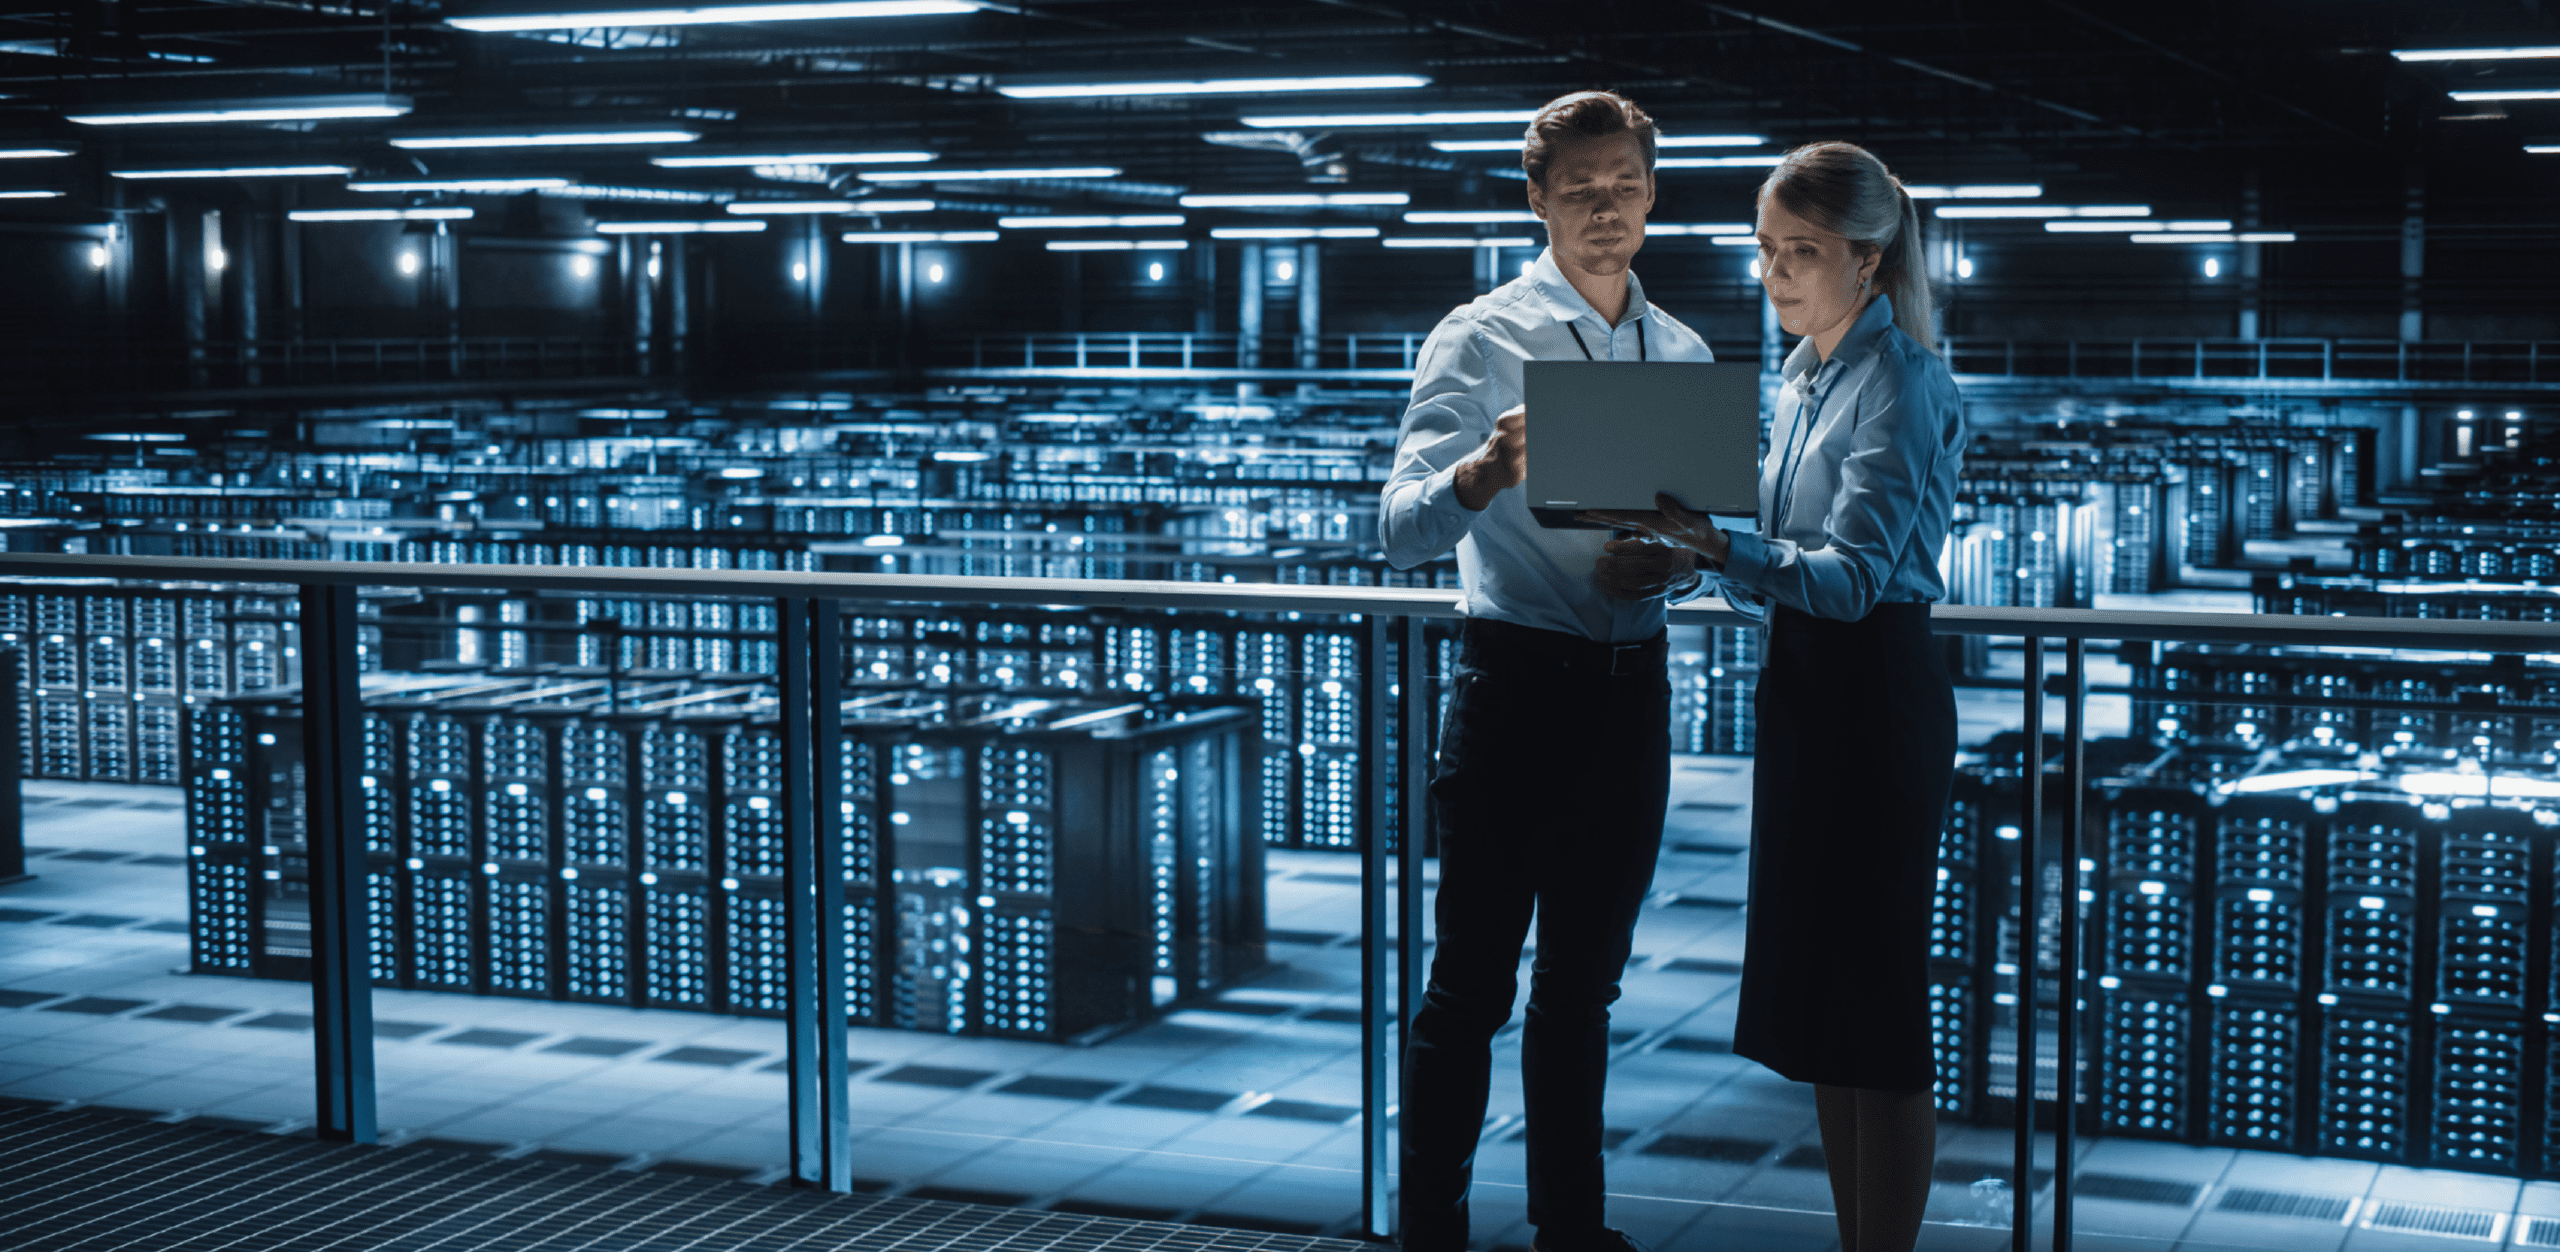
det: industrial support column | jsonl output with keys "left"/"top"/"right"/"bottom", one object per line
{"left": 300, "top": 583, "right": 377, "bottom": 1144}
{"left": 222, "top": 203, "right": 262, "bottom": 386}
{"left": 2237, "top": 169, "right": 2262, "bottom": 340}
{"left": 1238, "top": 244, "right": 1265, "bottom": 369}
{"left": 173, "top": 204, "right": 209, "bottom": 388}
{"left": 668, "top": 234, "right": 690, "bottom": 376}
{"left": 2396, "top": 165, "right": 2426, "bottom": 486}
{"left": 1297, "top": 243, "right": 1321, "bottom": 368}
{"left": 783, "top": 598, "right": 851, "bottom": 1190}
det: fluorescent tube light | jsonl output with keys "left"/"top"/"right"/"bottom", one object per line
{"left": 1656, "top": 155, "right": 1783, "bottom": 168}
{"left": 1708, "top": 235, "right": 1756, "bottom": 246}
{"left": 449, "top": 1, "right": 979, "bottom": 32}
{"left": 2045, "top": 219, "right": 2231, "bottom": 232}
{"left": 392, "top": 129, "right": 698, "bottom": 149}
{"left": 2452, "top": 88, "right": 2560, "bottom": 101}
{"left": 999, "top": 214, "right": 1185, "bottom": 228}
{"left": 839, "top": 230, "right": 999, "bottom": 242}
{"left": 2218, "top": 769, "right": 2371, "bottom": 794}
{"left": 1249, "top": 110, "right": 1533, "bottom": 130}
{"left": 69, "top": 95, "right": 411, "bottom": 126}
{"left": 725, "top": 200, "right": 858, "bottom": 214}
{"left": 2399, "top": 772, "right": 2560, "bottom": 798}
{"left": 0, "top": 189, "right": 64, "bottom": 199}
{"left": 1181, "top": 192, "right": 1407, "bottom": 207}
{"left": 1428, "top": 139, "right": 1525, "bottom": 152}
{"left": 0, "top": 146, "right": 77, "bottom": 159}
{"left": 2532, "top": 145, "right": 2560, "bottom": 154}
{"left": 2392, "top": 46, "right": 2560, "bottom": 61}
{"left": 112, "top": 164, "right": 355, "bottom": 179}
{"left": 848, "top": 199, "right": 935, "bottom": 212}
{"left": 1001, "top": 75, "right": 1430, "bottom": 100}
{"left": 1903, "top": 184, "right": 2042, "bottom": 199}
{"left": 1659, "top": 134, "right": 1767, "bottom": 148}
{"left": 1208, "top": 226, "right": 1380, "bottom": 239}
{"left": 1403, "top": 210, "right": 1535, "bottom": 223}
{"left": 653, "top": 150, "right": 933, "bottom": 166}
{"left": 1645, "top": 223, "right": 1754, "bottom": 235}
{"left": 1382, "top": 237, "right": 1534, "bottom": 248}
{"left": 859, "top": 166, "right": 1118, "bottom": 182}
{"left": 550, "top": 184, "right": 722, "bottom": 202}
{"left": 1043, "top": 239, "right": 1189, "bottom": 251}
{"left": 289, "top": 208, "right": 476, "bottom": 221}
{"left": 593, "top": 219, "right": 766, "bottom": 233}
{"left": 2128, "top": 232, "right": 2294, "bottom": 243}
{"left": 348, "top": 177, "right": 570, "bottom": 192}
{"left": 1934, "top": 205, "right": 2149, "bottom": 218}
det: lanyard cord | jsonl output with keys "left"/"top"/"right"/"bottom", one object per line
{"left": 1768, "top": 363, "right": 1847, "bottom": 538}
{"left": 1563, "top": 317, "right": 1646, "bottom": 362}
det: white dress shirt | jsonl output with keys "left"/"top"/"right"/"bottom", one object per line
{"left": 1380, "top": 248, "right": 1716, "bottom": 642}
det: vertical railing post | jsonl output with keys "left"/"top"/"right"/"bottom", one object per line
{"left": 784, "top": 597, "right": 852, "bottom": 1189}
{"left": 2052, "top": 638, "right": 2086, "bottom": 1252}
{"left": 1396, "top": 616, "right": 1428, "bottom": 1067}
{"left": 2014, "top": 634, "right": 2044, "bottom": 1246}
{"left": 300, "top": 582, "right": 375, "bottom": 1143}
{"left": 1359, "top": 613, "right": 1393, "bottom": 1239}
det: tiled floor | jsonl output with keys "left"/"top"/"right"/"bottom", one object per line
{"left": 9, "top": 769, "right": 2559, "bottom": 1250}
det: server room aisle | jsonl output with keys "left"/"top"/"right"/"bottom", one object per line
{"left": 8, "top": 770, "right": 2558, "bottom": 1251}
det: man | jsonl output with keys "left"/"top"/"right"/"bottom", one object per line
{"left": 1379, "top": 90, "right": 1711, "bottom": 1252}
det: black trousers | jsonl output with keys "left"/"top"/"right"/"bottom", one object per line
{"left": 1399, "top": 618, "right": 1670, "bottom": 1252}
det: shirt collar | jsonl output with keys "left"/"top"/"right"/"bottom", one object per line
{"left": 1783, "top": 293, "right": 1897, "bottom": 395}
{"left": 1526, "top": 247, "right": 1650, "bottom": 335}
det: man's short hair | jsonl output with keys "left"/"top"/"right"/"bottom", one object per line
{"left": 1521, "top": 91, "right": 1658, "bottom": 186}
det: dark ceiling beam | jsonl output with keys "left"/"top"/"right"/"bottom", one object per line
{"left": 2038, "top": 0, "right": 2382, "bottom": 151}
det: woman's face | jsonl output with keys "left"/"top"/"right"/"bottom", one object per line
{"left": 1755, "top": 195, "right": 1880, "bottom": 343}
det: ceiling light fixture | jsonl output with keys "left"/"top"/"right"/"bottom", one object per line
{"left": 2530, "top": 144, "right": 2560, "bottom": 154}
{"left": 449, "top": 1, "right": 979, "bottom": 32}
{"left": 839, "top": 230, "right": 999, "bottom": 242}
{"left": 1002, "top": 74, "right": 1430, "bottom": 100}
{"left": 1903, "top": 184, "right": 2043, "bottom": 199}
{"left": 2128, "top": 232, "right": 2295, "bottom": 243}
{"left": 653, "top": 150, "right": 933, "bottom": 166}
{"left": 724, "top": 200, "right": 859, "bottom": 214}
{"left": 348, "top": 177, "right": 570, "bottom": 192}
{"left": 1248, "top": 109, "right": 1532, "bottom": 130}
{"left": 1710, "top": 236, "right": 1757, "bottom": 246}
{"left": 0, "top": 189, "right": 65, "bottom": 199}
{"left": 1403, "top": 210, "right": 1535, "bottom": 223}
{"left": 1656, "top": 155, "right": 1783, "bottom": 168}
{"left": 390, "top": 129, "right": 699, "bottom": 150}
{"left": 289, "top": 207, "right": 476, "bottom": 221}
{"left": 593, "top": 219, "right": 766, "bottom": 233}
{"left": 0, "top": 145, "right": 78, "bottom": 159}
{"left": 2044, "top": 220, "right": 2231, "bottom": 233}
{"left": 1208, "top": 226, "right": 1380, "bottom": 239}
{"left": 1645, "top": 223, "right": 1755, "bottom": 236}
{"left": 1382, "top": 237, "right": 1534, "bottom": 248}
{"left": 1182, "top": 192, "right": 1407, "bottom": 208}
{"left": 112, "top": 164, "right": 355, "bottom": 179}
{"left": 2391, "top": 46, "right": 2560, "bottom": 61}
{"left": 1934, "top": 205, "right": 2149, "bottom": 219}
{"left": 69, "top": 95, "right": 412, "bottom": 126}
{"left": 2451, "top": 88, "right": 2560, "bottom": 101}
{"left": 1000, "top": 214, "right": 1186, "bottom": 228}
{"left": 1043, "top": 239, "right": 1189, "bottom": 251}
{"left": 859, "top": 166, "right": 1119, "bottom": 182}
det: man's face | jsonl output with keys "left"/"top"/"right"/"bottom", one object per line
{"left": 1526, "top": 131, "right": 1654, "bottom": 279}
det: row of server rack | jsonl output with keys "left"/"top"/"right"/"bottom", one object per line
{"left": 184, "top": 675, "right": 1267, "bottom": 1042}
{"left": 1933, "top": 763, "right": 2560, "bottom": 1177}
{"left": 4, "top": 583, "right": 1765, "bottom": 849}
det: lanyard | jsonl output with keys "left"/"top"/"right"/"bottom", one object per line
{"left": 1563, "top": 317, "right": 1646, "bottom": 362}
{"left": 1768, "top": 362, "right": 1847, "bottom": 538}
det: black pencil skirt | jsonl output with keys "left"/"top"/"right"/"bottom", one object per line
{"left": 1733, "top": 601, "right": 1958, "bottom": 1093}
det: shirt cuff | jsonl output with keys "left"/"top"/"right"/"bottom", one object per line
{"left": 1721, "top": 530, "right": 1771, "bottom": 588}
{"left": 1416, "top": 459, "right": 1469, "bottom": 520}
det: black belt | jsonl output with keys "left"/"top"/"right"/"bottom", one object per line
{"left": 1459, "top": 617, "right": 1666, "bottom": 677}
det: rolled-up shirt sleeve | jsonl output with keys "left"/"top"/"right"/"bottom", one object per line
{"left": 1380, "top": 320, "right": 1497, "bottom": 570}
{"left": 1721, "top": 357, "right": 1957, "bottom": 621}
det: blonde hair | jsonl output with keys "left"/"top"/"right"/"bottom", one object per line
{"left": 1757, "top": 142, "right": 1936, "bottom": 352}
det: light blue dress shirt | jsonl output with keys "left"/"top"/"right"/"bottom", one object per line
{"left": 1380, "top": 248, "right": 1716, "bottom": 643}
{"left": 1718, "top": 294, "right": 1966, "bottom": 622}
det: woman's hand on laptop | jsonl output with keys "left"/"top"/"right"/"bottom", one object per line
{"left": 1453, "top": 406, "right": 1528, "bottom": 511}
{"left": 1594, "top": 537, "right": 1701, "bottom": 602}
{"left": 1578, "top": 494, "right": 1732, "bottom": 567}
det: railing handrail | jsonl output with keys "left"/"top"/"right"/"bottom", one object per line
{"left": 5, "top": 552, "right": 2560, "bottom": 652}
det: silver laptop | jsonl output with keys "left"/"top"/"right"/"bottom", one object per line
{"left": 1522, "top": 360, "right": 1761, "bottom": 529}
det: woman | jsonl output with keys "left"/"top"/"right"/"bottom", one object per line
{"left": 1586, "top": 141, "right": 1964, "bottom": 1252}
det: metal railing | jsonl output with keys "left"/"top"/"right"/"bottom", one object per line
{"left": 7, "top": 553, "right": 2560, "bottom": 1250}
{"left": 6, "top": 336, "right": 648, "bottom": 396}
{"left": 1942, "top": 336, "right": 2558, "bottom": 386}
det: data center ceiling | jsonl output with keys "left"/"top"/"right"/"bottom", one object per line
{"left": 1, "top": 1, "right": 2554, "bottom": 223}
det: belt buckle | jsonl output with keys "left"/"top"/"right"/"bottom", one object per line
{"left": 1608, "top": 643, "right": 1646, "bottom": 677}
